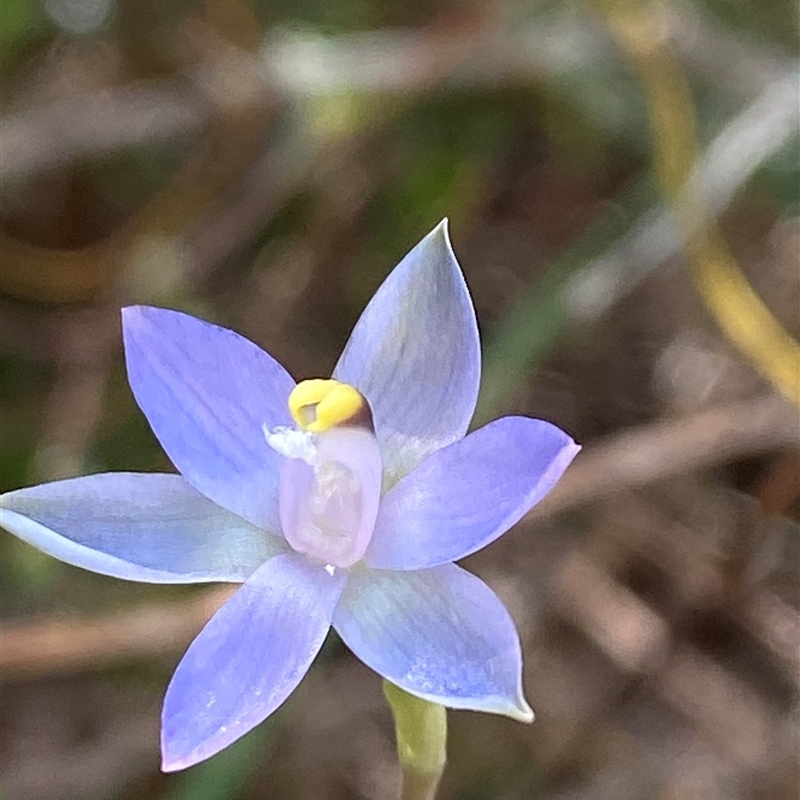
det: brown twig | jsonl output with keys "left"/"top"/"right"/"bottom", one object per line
{"left": 0, "top": 85, "right": 210, "bottom": 183}
{"left": 534, "top": 393, "right": 799, "bottom": 517}
{"left": 0, "top": 586, "right": 234, "bottom": 682}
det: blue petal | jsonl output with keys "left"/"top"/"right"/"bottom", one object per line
{"left": 0, "top": 473, "right": 285, "bottom": 583}
{"left": 122, "top": 306, "right": 295, "bottom": 531}
{"left": 161, "top": 554, "right": 345, "bottom": 771}
{"left": 334, "top": 564, "right": 532, "bottom": 721}
{"left": 333, "top": 220, "right": 481, "bottom": 483}
{"left": 367, "top": 417, "right": 580, "bottom": 570}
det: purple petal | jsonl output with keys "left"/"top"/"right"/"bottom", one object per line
{"left": 333, "top": 220, "right": 480, "bottom": 483}
{"left": 0, "top": 473, "right": 285, "bottom": 583}
{"left": 122, "top": 306, "right": 295, "bottom": 531}
{"left": 162, "top": 553, "right": 345, "bottom": 771}
{"left": 334, "top": 564, "right": 532, "bottom": 721}
{"left": 367, "top": 417, "right": 580, "bottom": 570}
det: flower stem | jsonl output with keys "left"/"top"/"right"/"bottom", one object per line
{"left": 383, "top": 681, "right": 447, "bottom": 800}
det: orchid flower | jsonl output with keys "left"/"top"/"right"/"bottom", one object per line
{"left": 0, "top": 221, "right": 579, "bottom": 771}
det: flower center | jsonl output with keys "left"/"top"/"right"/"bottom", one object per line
{"left": 265, "top": 379, "right": 382, "bottom": 569}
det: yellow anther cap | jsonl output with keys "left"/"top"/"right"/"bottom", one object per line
{"left": 288, "top": 379, "right": 371, "bottom": 432}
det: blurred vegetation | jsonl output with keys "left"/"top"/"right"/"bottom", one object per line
{"left": 0, "top": 0, "right": 798, "bottom": 798}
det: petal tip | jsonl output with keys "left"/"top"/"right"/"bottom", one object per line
{"left": 160, "top": 754, "right": 183, "bottom": 774}
{"left": 565, "top": 439, "right": 582, "bottom": 461}
{"left": 428, "top": 217, "right": 456, "bottom": 257}
{"left": 160, "top": 749, "right": 200, "bottom": 773}
{"left": 432, "top": 216, "right": 450, "bottom": 237}
{"left": 120, "top": 304, "right": 147, "bottom": 325}
{"left": 122, "top": 304, "right": 182, "bottom": 329}
{"left": 0, "top": 504, "right": 20, "bottom": 530}
{"left": 160, "top": 714, "right": 209, "bottom": 773}
{"left": 120, "top": 304, "right": 155, "bottom": 341}
{"left": 508, "top": 696, "right": 535, "bottom": 724}
{"left": 160, "top": 728, "right": 186, "bottom": 773}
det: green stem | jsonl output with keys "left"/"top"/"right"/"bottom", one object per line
{"left": 383, "top": 681, "right": 447, "bottom": 800}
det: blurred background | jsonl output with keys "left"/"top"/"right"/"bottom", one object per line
{"left": 0, "top": 0, "right": 798, "bottom": 798}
